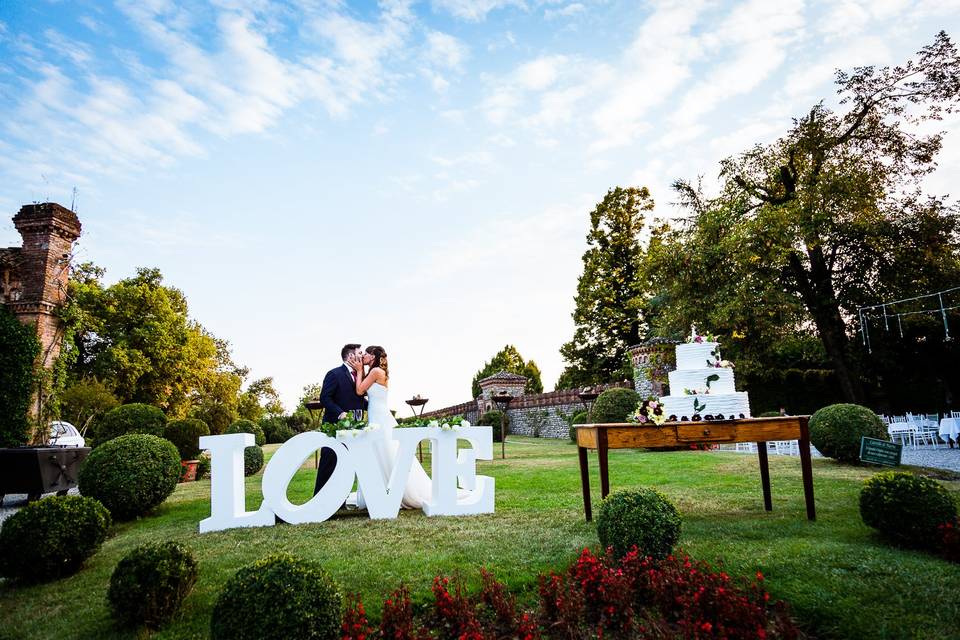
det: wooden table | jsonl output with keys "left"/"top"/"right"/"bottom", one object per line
{"left": 575, "top": 416, "right": 815, "bottom": 522}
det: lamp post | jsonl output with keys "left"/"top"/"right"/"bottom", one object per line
{"left": 577, "top": 387, "right": 599, "bottom": 423}
{"left": 304, "top": 399, "right": 324, "bottom": 468}
{"left": 491, "top": 392, "right": 514, "bottom": 459}
{"left": 405, "top": 395, "right": 429, "bottom": 462}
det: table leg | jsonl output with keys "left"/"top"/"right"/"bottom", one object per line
{"left": 598, "top": 429, "right": 610, "bottom": 499}
{"left": 578, "top": 446, "right": 592, "bottom": 522}
{"left": 798, "top": 417, "right": 816, "bottom": 521}
{"left": 757, "top": 442, "right": 772, "bottom": 512}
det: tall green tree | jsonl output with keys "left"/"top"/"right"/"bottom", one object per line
{"left": 65, "top": 264, "right": 252, "bottom": 419}
{"left": 238, "top": 377, "right": 284, "bottom": 421}
{"left": 471, "top": 345, "right": 543, "bottom": 398}
{"left": 654, "top": 32, "right": 960, "bottom": 403}
{"left": 558, "top": 186, "right": 653, "bottom": 389}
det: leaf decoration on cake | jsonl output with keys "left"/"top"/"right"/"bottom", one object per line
{"left": 705, "top": 373, "right": 720, "bottom": 389}
{"left": 693, "top": 398, "right": 706, "bottom": 413}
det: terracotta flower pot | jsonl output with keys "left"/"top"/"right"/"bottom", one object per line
{"left": 180, "top": 459, "right": 199, "bottom": 483}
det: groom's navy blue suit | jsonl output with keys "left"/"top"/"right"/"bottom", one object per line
{"left": 313, "top": 364, "right": 368, "bottom": 495}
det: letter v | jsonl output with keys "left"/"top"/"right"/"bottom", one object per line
{"left": 351, "top": 429, "right": 422, "bottom": 519}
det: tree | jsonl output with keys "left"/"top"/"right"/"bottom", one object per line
{"left": 59, "top": 378, "right": 119, "bottom": 435}
{"left": 471, "top": 346, "right": 543, "bottom": 398}
{"left": 558, "top": 187, "right": 653, "bottom": 388}
{"left": 238, "top": 377, "right": 284, "bottom": 422}
{"left": 661, "top": 33, "right": 960, "bottom": 403}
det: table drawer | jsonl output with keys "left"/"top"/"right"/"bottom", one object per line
{"left": 676, "top": 423, "right": 737, "bottom": 442}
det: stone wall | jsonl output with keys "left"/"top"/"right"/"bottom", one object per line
{"left": 423, "top": 381, "right": 633, "bottom": 439}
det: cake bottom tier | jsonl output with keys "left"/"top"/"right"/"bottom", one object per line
{"left": 661, "top": 392, "right": 751, "bottom": 420}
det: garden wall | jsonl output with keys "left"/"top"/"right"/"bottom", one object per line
{"left": 423, "top": 382, "right": 632, "bottom": 439}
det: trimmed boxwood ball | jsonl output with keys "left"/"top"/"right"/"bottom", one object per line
{"left": 226, "top": 419, "right": 266, "bottom": 446}
{"left": 860, "top": 471, "right": 958, "bottom": 549}
{"left": 0, "top": 495, "right": 111, "bottom": 583}
{"left": 591, "top": 387, "right": 641, "bottom": 424}
{"left": 164, "top": 418, "right": 210, "bottom": 460}
{"left": 79, "top": 434, "right": 182, "bottom": 520}
{"left": 211, "top": 554, "right": 342, "bottom": 640}
{"left": 108, "top": 541, "right": 199, "bottom": 629}
{"left": 569, "top": 411, "right": 588, "bottom": 442}
{"left": 597, "top": 488, "right": 682, "bottom": 559}
{"left": 809, "top": 403, "right": 888, "bottom": 463}
{"left": 245, "top": 445, "right": 265, "bottom": 476}
{"left": 96, "top": 403, "right": 167, "bottom": 445}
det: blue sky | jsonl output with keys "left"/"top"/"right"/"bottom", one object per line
{"left": 1, "top": 0, "right": 959, "bottom": 413}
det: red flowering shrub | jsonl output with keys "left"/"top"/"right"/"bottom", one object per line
{"left": 940, "top": 519, "right": 960, "bottom": 563}
{"left": 338, "top": 549, "right": 797, "bottom": 639}
{"left": 539, "top": 548, "right": 798, "bottom": 640}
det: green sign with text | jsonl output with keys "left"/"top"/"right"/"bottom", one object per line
{"left": 859, "top": 437, "right": 902, "bottom": 467}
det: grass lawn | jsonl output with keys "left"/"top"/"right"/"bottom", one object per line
{"left": 1, "top": 437, "right": 959, "bottom": 639}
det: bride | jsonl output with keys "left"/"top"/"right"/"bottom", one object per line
{"left": 349, "top": 345, "right": 433, "bottom": 509}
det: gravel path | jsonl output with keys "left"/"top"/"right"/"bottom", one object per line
{"left": 0, "top": 489, "right": 79, "bottom": 526}
{"left": 901, "top": 446, "right": 960, "bottom": 473}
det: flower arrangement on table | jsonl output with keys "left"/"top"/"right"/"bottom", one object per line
{"left": 627, "top": 397, "right": 667, "bottom": 426}
{"left": 397, "top": 416, "right": 471, "bottom": 431}
{"left": 320, "top": 414, "right": 376, "bottom": 438}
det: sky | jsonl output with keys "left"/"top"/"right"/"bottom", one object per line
{"left": 1, "top": 0, "right": 959, "bottom": 414}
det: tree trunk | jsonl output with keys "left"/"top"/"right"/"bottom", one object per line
{"left": 787, "top": 248, "right": 865, "bottom": 404}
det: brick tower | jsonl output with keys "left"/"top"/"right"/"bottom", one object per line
{"left": 6, "top": 203, "right": 82, "bottom": 368}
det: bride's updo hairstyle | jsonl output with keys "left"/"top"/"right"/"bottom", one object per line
{"left": 366, "top": 345, "right": 388, "bottom": 380}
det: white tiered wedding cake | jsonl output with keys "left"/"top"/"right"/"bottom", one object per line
{"left": 660, "top": 331, "right": 751, "bottom": 421}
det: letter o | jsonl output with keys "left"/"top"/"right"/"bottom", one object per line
{"left": 261, "top": 431, "right": 354, "bottom": 524}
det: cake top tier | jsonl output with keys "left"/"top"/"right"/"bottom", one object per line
{"left": 676, "top": 341, "right": 721, "bottom": 370}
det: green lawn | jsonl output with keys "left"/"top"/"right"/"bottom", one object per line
{"left": 1, "top": 438, "right": 959, "bottom": 639}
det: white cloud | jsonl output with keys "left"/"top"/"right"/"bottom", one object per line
{"left": 544, "top": 3, "right": 585, "bottom": 20}
{"left": 425, "top": 31, "right": 469, "bottom": 70}
{"left": 431, "top": 0, "right": 524, "bottom": 21}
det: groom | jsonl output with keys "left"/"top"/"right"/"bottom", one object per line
{"left": 314, "top": 343, "right": 368, "bottom": 495}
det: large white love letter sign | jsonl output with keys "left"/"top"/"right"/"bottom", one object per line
{"left": 199, "top": 425, "right": 495, "bottom": 532}
{"left": 422, "top": 426, "right": 495, "bottom": 517}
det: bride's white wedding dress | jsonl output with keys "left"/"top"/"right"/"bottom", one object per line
{"left": 356, "top": 382, "right": 434, "bottom": 510}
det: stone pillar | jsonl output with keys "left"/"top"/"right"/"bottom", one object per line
{"left": 10, "top": 203, "right": 82, "bottom": 369}
{"left": 476, "top": 371, "right": 527, "bottom": 415}
{"left": 628, "top": 340, "right": 678, "bottom": 398}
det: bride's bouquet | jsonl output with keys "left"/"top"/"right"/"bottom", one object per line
{"left": 628, "top": 397, "right": 667, "bottom": 426}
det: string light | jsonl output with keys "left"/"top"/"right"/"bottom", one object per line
{"left": 856, "top": 286, "right": 959, "bottom": 352}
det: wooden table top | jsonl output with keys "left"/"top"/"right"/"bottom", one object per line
{"left": 575, "top": 416, "right": 810, "bottom": 449}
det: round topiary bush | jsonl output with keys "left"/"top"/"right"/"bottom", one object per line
{"left": 79, "top": 433, "right": 182, "bottom": 520}
{"left": 0, "top": 495, "right": 111, "bottom": 583}
{"left": 244, "top": 445, "right": 265, "bottom": 476}
{"left": 597, "top": 488, "right": 682, "bottom": 559}
{"left": 164, "top": 418, "right": 210, "bottom": 461}
{"left": 569, "top": 411, "right": 588, "bottom": 443}
{"left": 478, "top": 411, "right": 508, "bottom": 443}
{"left": 860, "top": 471, "right": 958, "bottom": 549}
{"left": 210, "top": 554, "right": 342, "bottom": 640}
{"left": 226, "top": 419, "right": 266, "bottom": 447}
{"left": 809, "top": 403, "right": 888, "bottom": 463}
{"left": 591, "top": 387, "right": 641, "bottom": 424}
{"left": 261, "top": 416, "right": 295, "bottom": 444}
{"left": 96, "top": 403, "right": 167, "bottom": 445}
{"left": 108, "top": 541, "right": 199, "bottom": 629}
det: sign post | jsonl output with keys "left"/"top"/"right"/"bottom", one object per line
{"left": 859, "top": 437, "right": 902, "bottom": 467}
